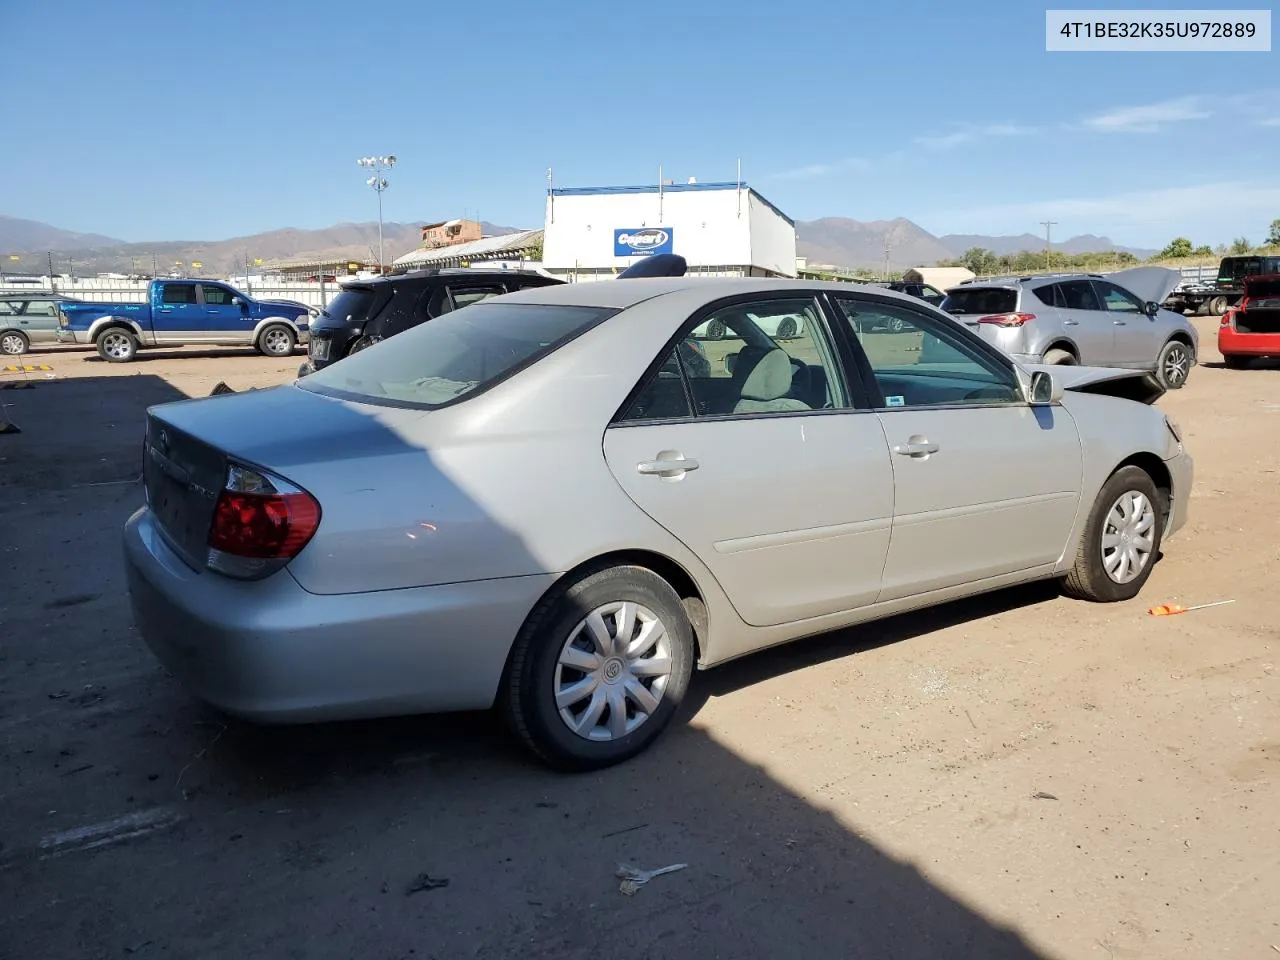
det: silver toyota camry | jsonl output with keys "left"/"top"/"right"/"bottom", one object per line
{"left": 125, "top": 276, "right": 1193, "bottom": 770}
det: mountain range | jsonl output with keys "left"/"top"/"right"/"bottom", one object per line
{"left": 0, "top": 213, "right": 1156, "bottom": 277}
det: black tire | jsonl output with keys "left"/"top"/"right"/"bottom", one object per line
{"left": 1223, "top": 354, "right": 1250, "bottom": 370}
{"left": 705, "top": 319, "right": 727, "bottom": 341}
{"left": 347, "top": 335, "right": 376, "bottom": 355}
{"left": 1042, "top": 347, "right": 1077, "bottom": 365}
{"left": 502, "top": 563, "right": 695, "bottom": 771}
{"left": 775, "top": 317, "right": 798, "bottom": 339}
{"left": 886, "top": 315, "right": 906, "bottom": 334}
{"left": 1156, "top": 339, "right": 1194, "bottom": 389}
{"left": 0, "top": 330, "right": 29, "bottom": 356}
{"left": 96, "top": 327, "right": 138, "bottom": 363}
{"left": 257, "top": 324, "right": 296, "bottom": 357}
{"left": 1062, "top": 465, "right": 1164, "bottom": 603}
{"left": 1209, "top": 296, "right": 1229, "bottom": 316}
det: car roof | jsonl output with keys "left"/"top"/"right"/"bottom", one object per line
{"left": 494, "top": 276, "right": 937, "bottom": 310}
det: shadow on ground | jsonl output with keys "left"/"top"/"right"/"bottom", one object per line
{"left": 1, "top": 373, "right": 1050, "bottom": 959}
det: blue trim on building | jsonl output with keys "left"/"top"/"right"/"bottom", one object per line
{"left": 548, "top": 182, "right": 794, "bottom": 227}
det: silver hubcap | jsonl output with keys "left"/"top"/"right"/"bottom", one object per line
{"left": 1163, "top": 346, "right": 1190, "bottom": 385}
{"left": 102, "top": 333, "right": 131, "bottom": 359}
{"left": 1101, "top": 490, "right": 1156, "bottom": 584}
{"left": 1, "top": 334, "right": 23, "bottom": 354}
{"left": 264, "top": 329, "right": 290, "bottom": 354}
{"left": 554, "top": 600, "right": 673, "bottom": 742}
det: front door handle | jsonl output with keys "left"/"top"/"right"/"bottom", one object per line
{"left": 1063, "top": 319, "right": 1079, "bottom": 326}
{"left": 637, "top": 452, "right": 699, "bottom": 478}
{"left": 1113, "top": 320, "right": 1126, "bottom": 325}
{"left": 893, "top": 439, "right": 939, "bottom": 458}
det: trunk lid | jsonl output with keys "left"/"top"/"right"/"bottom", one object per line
{"left": 142, "top": 386, "right": 428, "bottom": 571}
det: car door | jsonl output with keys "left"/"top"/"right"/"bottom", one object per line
{"left": 829, "top": 293, "right": 1083, "bottom": 602}
{"left": 198, "top": 283, "right": 252, "bottom": 341}
{"left": 151, "top": 282, "right": 200, "bottom": 343}
{"left": 1053, "top": 279, "right": 1113, "bottom": 365}
{"left": 603, "top": 295, "right": 895, "bottom": 631}
{"left": 1091, "top": 279, "right": 1155, "bottom": 367}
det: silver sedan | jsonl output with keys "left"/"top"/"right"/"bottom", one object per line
{"left": 124, "top": 277, "right": 1193, "bottom": 770}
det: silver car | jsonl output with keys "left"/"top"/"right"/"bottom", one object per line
{"left": 940, "top": 267, "right": 1199, "bottom": 390}
{"left": 124, "top": 278, "right": 1193, "bottom": 770}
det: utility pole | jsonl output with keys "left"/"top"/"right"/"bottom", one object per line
{"left": 1040, "top": 220, "right": 1057, "bottom": 271}
{"left": 882, "top": 236, "right": 893, "bottom": 279}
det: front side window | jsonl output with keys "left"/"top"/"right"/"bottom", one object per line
{"left": 1094, "top": 281, "right": 1142, "bottom": 312}
{"left": 161, "top": 284, "right": 197, "bottom": 305}
{"left": 299, "top": 301, "right": 613, "bottom": 409}
{"left": 832, "top": 297, "right": 1021, "bottom": 408}
{"left": 200, "top": 285, "right": 236, "bottom": 306}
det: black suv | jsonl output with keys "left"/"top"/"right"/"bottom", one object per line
{"left": 298, "top": 267, "right": 563, "bottom": 376}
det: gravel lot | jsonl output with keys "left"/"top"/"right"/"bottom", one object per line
{"left": 1, "top": 323, "right": 1276, "bottom": 959}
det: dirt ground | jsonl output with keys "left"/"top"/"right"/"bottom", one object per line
{"left": 1, "top": 323, "right": 1276, "bottom": 959}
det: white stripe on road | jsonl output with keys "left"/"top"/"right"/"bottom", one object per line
{"left": 37, "top": 807, "right": 185, "bottom": 859}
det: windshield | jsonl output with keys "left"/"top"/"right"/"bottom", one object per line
{"left": 940, "top": 287, "right": 1017, "bottom": 315}
{"left": 297, "top": 301, "right": 614, "bottom": 409}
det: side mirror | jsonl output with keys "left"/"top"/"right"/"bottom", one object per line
{"left": 1028, "top": 370, "right": 1063, "bottom": 405}
{"left": 231, "top": 297, "right": 243, "bottom": 306}
{"left": 1142, "top": 300, "right": 1159, "bottom": 317}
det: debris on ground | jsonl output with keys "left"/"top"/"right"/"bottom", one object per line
{"left": 1032, "top": 791, "right": 1059, "bottom": 800}
{"left": 405, "top": 873, "right": 449, "bottom": 895}
{"left": 615, "top": 861, "right": 687, "bottom": 896}
{"left": 1148, "top": 599, "right": 1235, "bottom": 616}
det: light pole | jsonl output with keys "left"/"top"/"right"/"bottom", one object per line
{"left": 357, "top": 155, "right": 396, "bottom": 272}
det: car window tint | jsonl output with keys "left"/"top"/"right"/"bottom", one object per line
{"left": 1029, "top": 283, "right": 1061, "bottom": 308}
{"left": 299, "top": 302, "right": 612, "bottom": 409}
{"left": 1095, "top": 281, "right": 1142, "bottom": 312}
{"left": 0, "top": 302, "right": 16, "bottom": 315}
{"left": 616, "top": 346, "right": 695, "bottom": 422}
{"left": 1058, "top": 279, "right": 1101, "bottom": 311}
{"left": 682, "top": 298, "right": 846, "bottom": 417}
{"left": 375, "top": 284, "right": 430, "bottom": 337}
{"left": 940, "top": 287, "right": 1017, "bottom": 315}
{"left": 161, "top": 283, "right": 197, "bottom": 305}
{"left": 832, "top": 297, "right": 1021, "bottom": 408}
{"left": 200, "top": 285, "right": 235, "bottom": 306}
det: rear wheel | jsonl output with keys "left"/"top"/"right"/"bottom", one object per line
{"left": 0, "top": 331, "right": 29, "bottom": 356}
{"left": 1156, "top": 340, "right": 1193, "bottom": 389}
{"left": 1223, "top": 354, "right": 1250, "bottom": 370}
{"left": 1063, "top": 465, "right": 1163, "bottom": 603}
{"left": 502, "top": 564, "right": 695, "bottom": 771}
{"left": 96, "top": 328, "right": 138, "bottom": 363}
{"left": 1042, "top": 348, "right": 1077, "bottom": 365}
{"left": 257, "top": 324, "right": 296, "bottom": 357}
{"left": 705, "top": 319, "right": 727, "bottom": 340}
{"left": 1209, "top": 296, "right": 1229, "bottom": 316}
{"left": 775, "top": 317, "right": 798, "bottom": 339}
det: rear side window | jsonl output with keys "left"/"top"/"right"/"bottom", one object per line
{"left": 323, "top": 287, "right": 378, "bottom": 324}
{"left": 22, "top": 300, "right": 57, "bottom": 316}
{"left": 299, "top": 302, "right": 613, "bottom": 409}
{"left": 161, "top": 284, "right": 197, "bottom": 305}
{"left": 940, "top": 287, "right": 1017, "bottom": 315}
{"left": 1058, "top": 279, "right": 1101, "bottom": 311}
{"left": 0, "top": 302, "right": 18, "bottom": 315}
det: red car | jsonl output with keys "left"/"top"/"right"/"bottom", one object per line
{"left": 1218, "top": 273, "right": 1280, "bottom": 369}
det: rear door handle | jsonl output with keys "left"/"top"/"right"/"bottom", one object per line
{"left": 893, "top": 441, "right": 939, "bottom": 458}
{"left": 1063, "top": 319, "right": 1079, "bottom": 326}
{"left": 1113, "top": 320, "right": 1126, "bottom": 325}
{"left": 637, "top": 454, "right": 699, "bottom": 478}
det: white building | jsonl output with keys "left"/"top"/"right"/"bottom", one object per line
{"left": 542, "top": 181, "right": 797, "bottom": 282}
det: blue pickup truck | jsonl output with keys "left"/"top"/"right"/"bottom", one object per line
{"left": 56, "top": 278, "right": 314, "bottom": 362}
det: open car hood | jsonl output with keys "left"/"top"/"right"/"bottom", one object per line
{"left": 1021, "top": 363, "right": 1166, "bottom": 405}
{"left": 1103, "top": 266, "right": 1181, "bottom": 307}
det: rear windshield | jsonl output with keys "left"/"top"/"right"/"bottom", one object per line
{"left": 297, "top": 302, "right": 614, "bottom": 409}
{"left": 321, "top": 287, "right": 377, "bottom": 324}
{"left": 940, "top": 287, "right": 1017, "bottom": 315}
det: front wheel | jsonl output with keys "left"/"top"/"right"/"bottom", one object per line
{"left": 502, "top": 564, "right": 695, "bottom": 771}
{"left": 1062, "top": 465, "right": 1163, "bottom": 603}
{"left": 257, "top": 324, "right": 296, "bottom": 357}
{"left": 1, "top": 331, "right": 29, "bottom": 356}
{"left": 1156, "top": 340, "right": 1193, "bottom": 389}
{"left": 96, "top": 328, "right": 138, "bottom": 363}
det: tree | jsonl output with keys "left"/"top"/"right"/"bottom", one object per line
{"left": 1192, "top": 245, "right": 1214, "bottom": 256}
{"left": 1230, "top": 237, "right": 1252, "bottom": 255}
{"left": 1268, "top": 219, "right": 1280, "bottom": 246}
{"left": 959, "top": 247, "right": 999, "bottom": 276}
{"left": 1158, "top": 237, "right": 1193, "bottom": 259}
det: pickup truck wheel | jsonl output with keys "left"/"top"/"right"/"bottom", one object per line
{"left": 258, "top": 324, "right": 296, "bottom": 357}
{"left": 1, "top": 331, "right": 29, "bottom": 356}
{"left": 1209, "top": 296, "right": 1229, "bottom": 316}
{"left": 96, "top": 329, "right": 138, "bottom": 363}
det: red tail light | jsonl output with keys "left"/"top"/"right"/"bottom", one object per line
{"left": 977, "top": 312, "right": 1036, "bottom": 327}
{"left": 207, "top": 464, "right": 320, "bottom": 578}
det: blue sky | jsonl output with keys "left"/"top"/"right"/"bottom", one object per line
{"left": 3, "top": 0, "right": 1276, "bottom": 248}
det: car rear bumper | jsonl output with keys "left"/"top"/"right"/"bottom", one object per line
{"left": 1219, "top": 326, "right": 1280, "bottom": 357}
{"left": 123, "top": 506, "right": 555, "bottom": 723}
